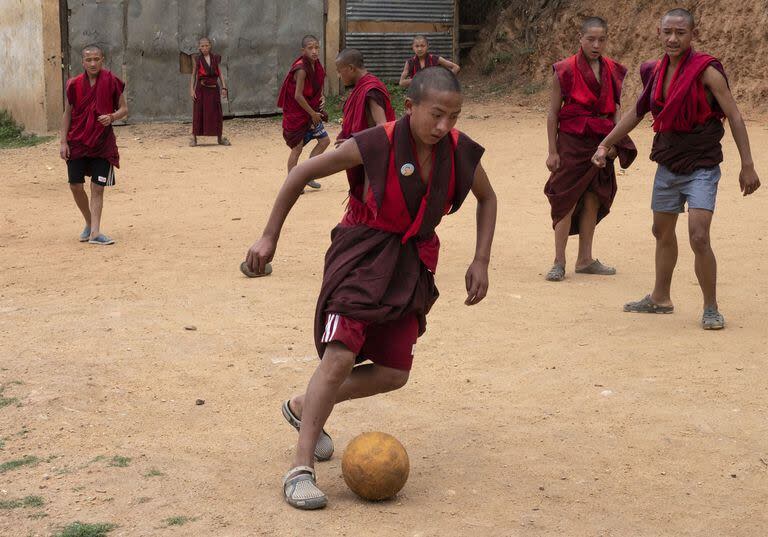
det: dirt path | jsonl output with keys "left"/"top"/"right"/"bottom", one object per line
{"left": 1, "top": 103, "right": 767, "bottom": 536}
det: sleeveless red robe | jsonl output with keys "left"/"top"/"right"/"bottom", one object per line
{"left": 277, "top": 56, "right": 326, "bottom": 148}
{"left": 544, "top": 52, "right": 637, "bottom": 234}
{"left": 314, "top": 115, "right": 484, "bottom": 358}
{"left": 192, "top": 53, "right": 223, "bottom": 137}
{"left": 407, "top": 53, "right": 439, "bottom": 78}
{"left": 337, "top": 72, "right": 395, "bottom": 142}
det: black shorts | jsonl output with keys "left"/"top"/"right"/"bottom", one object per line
{"left": 67, "top": 157, "right": 115, "bottom": 186}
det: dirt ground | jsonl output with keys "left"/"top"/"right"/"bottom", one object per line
{"left": 2, "top": 102, "right": 768, "bottom": 537}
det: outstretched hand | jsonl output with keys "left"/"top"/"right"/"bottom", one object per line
{"left": 739, "top": 165, "right": 761, "bottom": 196}
{"left": 465, "top": 260, "right": 489, "bottom": 306}
{"left": 245, "top": 235, "right": 277, "bottom": 276}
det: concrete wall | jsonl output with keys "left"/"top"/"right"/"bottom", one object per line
{"left": 0, "top": 0, "right": 63, "bottom": 134}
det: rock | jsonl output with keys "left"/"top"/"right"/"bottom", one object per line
{"left": 184, "top": 325, "right": 197, "bottom": 331}
{"left": 195, "top": 399, "right": 205, "bottom": 406}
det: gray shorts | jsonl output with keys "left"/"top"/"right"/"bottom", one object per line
{"left": 651, "top": 165, "right": 720, "bottom": 213}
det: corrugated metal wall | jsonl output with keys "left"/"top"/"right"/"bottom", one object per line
{"left": 65, "top": 0, "right": 324, "bottom": 122}
{"left": 346, "top": 0, "right": 455, "bottom": 22}
{"left": 344, "top": 0, "right": 456, "bottom": 82}
{"left": 345, "top": 33, "right": 453, "bottom": 80}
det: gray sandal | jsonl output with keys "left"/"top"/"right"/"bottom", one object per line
{"left": 282, "top": 400, "right": 334, "bottom": 461}
{"left": 623, "top": 295, "right": 674, "bottom": 314}
{"left": 545, "top": 264, "right": 566, "bottom": 282}
{"left": 283, "top": 466, "right": 327, "bottom": 510}
{"left": 575, "top": 259, "right": 616, "bottom": 275}
{"left": 702, "top": 307, "right": 725, "bottom": 330}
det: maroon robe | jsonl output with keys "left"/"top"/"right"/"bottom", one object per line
{"left": 277, "top": 56, "right": 327, "bottom": 148}
{"left": 544, "top": 52, "right": 637, "bottom": 234}
{"left": 66, "top": 69, "right": 125, "bottom": 167}
{"left": 193, "top": 53, "right": 223, "bottom": 137}
{"left": 407, "top": 53, "right": 440, "bottom": 78}
{"left": 314, "top": 116, "right": 484, "bottom": 358}
{"left": 636, "top": 48, "right": 727, "bottom": 174}
{"left": 337, "top": 72, "right": 396, "bottom": 142}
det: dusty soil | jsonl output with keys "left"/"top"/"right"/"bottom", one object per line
{"left": 469, "top": 0, "right": 768, "bottom": 113}
{"left": 2, "top": 103, "right": 768, "bottom": 537}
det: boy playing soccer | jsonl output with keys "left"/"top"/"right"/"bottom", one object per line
{"left": 60, "top": 45, "right": 128, "bottom": 245}
{"left": 399, "top": 35, "right": 460, "bottom": 88}
{"left": 245, "top": 67, "right": 497, "bottom": 509}
{"left": 277, "top": 35, "right": 329, "bottom": 189}
{"left": 334, "top": 48, "right": 395, "bottom": 145}
{"left": 592, "top": 8, "right": 761, "bottom": 329}
{"left": 543, "top": 17, "right": 637, "bottom": 281}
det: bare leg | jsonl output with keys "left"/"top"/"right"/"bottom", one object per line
{"left": 287, "top": 144, "right": 304, "bottom": 173}
{"left": 552, "top": 204, "right": 576, "bottom": 266}
{"left": 575, "top": 192, "right": 599, "bottom": 269}
{"left": 70, "top": 184, "right": 91, "bottom": 227}
{"left": 291, "top": 343, "right": 355, "bottom": 469}
{"left": 688, "top": 209, "right": 717, "bottom": 309}
{"left": 309, "top": 136, "right": 330, "bottom": 159}
{"left": 650, "top": 211, "right": 679, "bottom": 306}
{"left": 289, "top": 363, "right": 409, "bottom": 419}
{"left": 89, "top": 182, "right": 105, "bottom": 239}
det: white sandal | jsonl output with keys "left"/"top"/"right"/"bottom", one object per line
{"left": 283, "top": 466, "right": 327, "bottom": 510}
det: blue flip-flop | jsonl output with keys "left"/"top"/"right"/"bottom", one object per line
{"left": 88, "top": 234, "right": 115, "bottom": 245}
{"left": 79, "top": 226, "right": 91, "bottom": 242}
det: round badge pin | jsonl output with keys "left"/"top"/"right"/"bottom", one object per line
{"left": 401, "top": 163, "right": 415, "bottom": 176}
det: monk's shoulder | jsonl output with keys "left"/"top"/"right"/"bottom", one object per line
{"left": 453, "top": 130, "right": 485, "bottom": 160}
{"left": 603, "top": 56, "right": 627, "bottom": 76}
{"left": 639, "top": 59, "right": 659, "bottom": 84}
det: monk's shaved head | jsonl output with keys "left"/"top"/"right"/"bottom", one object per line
{"left": 581, "top": 16, "right": 608, "bottom": 33}
{"left": 336, "top": 48, "right": 365, "bottom": 68}
{"left": 302, "top": 34, "right": 319, "bottom": 48}
{"left": 81, "top": 44, "right": 103, "bottom": 57}
{"left": 407, "top": 66, "right": 461, "bottom": 104}
{"left": 413, "top": 35, "right": 429, "bottom": 45}
{"left": 662, "top": 8, "right": 695, "bottom": 28}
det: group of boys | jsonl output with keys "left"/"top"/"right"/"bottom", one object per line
{"left": 59, "top": 8, "right": 760, "bottom": 512}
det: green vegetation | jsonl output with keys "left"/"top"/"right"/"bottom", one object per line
{"left": 164, "top": 516, "right": 195, "bottom": 526}
{"left": 325, "top": 83, "right": 407, "bottom": 123}
{"left": 54, "top": 522, "right": 117, "bottom": 537}
{"left": 0, "top": 455, "right": 39, "bottom": 473}
{"left": 0, "top": 110, "right": 52, "bottom": 149}
{"left": 0, "top": 495, "right": 45, "bottom": 509}
{"left": 0, "top": 384, "right": 20, "bottom": 408}
{"left": 107, "top": 455, "right": 131, "bottom": 467}
{"left": 144, "top": 468, "right": 164, "bottom": 478}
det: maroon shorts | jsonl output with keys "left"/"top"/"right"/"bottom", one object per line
{"left": 320, "top": 313, "right": 418, "bottom": 371}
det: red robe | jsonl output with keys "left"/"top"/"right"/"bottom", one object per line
{"left": 406, "top": 53, "right": 439, "bottom": 78}
{"left": 277, "top": 56, "right": 326, "bottom": 148}
{"left": 636, "top": 48, "right": 727, "bottom": 174}
{"left": 66, "top": 70, "right": 125, "bottom": 167}
{"left": 314, "top": 115, "right": 485, "bottom": 358}
{"left": 337, "top": 72, "right": 395, "bottom": 142}
{"left": 544, "top": 52, "right": 637, "bottom": 234}
{"left": 193, "top": 53, "right": 223, "bottom": 137}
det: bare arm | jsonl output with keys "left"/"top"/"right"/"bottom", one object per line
{"left": 465, "top": 162, "right": 497, "bottom": 306}
{"left": 703, "top": 66, "right": 760, "bottom": 195}
{"left": 367, "top": 99, "right": 388, "bottom": 126}
{"left": 190, "top": 66, "right": 197, "bottom": 99}
{"left": 294, "top": 69, "right": 321, "bottom": 125}
{"left": 98, "top": 93, "right": 128, "bottom": 126}
{"left": 59, "top": 99, "right": 72, "bottom": 160}
{"left": 438, "top": 56, "right": 460, "bottom": 75}
{"left": 592, "top": 105, "right": 644, "bottom": 167}
{"left": 245, "top": 139, "right": 364, "bottom": 273}
{"left": 218, "top": 67, "right": 228, "bottom": 98}
{"left": 399, "top": 61, "right": 411, "bottom": 88}
{"left": 546, "top": 73, "right": 562, "bottom": 172}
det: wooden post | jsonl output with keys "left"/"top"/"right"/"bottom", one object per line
{"left": 324, "top": 0, "right": 342, "bottom": 96}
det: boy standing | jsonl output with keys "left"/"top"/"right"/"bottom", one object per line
{"left": 277, "top": 35, "right": 329, "bottom": 189}
{"left": 334, "top": 48, "right": 395, "bottom": 145}
{"left": 544, "top": 17, "right": 637, "bottom": 281}
{"left": 592, "top": 8, "right": 761, "bottom": 329}
{"left": 399, "top": 35, "right": 460, "bottom": 88}
{"left": 60, "top": 45, "right": 128, "bottom": 245}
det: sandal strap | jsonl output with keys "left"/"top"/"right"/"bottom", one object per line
{"left": 283, "top": 465, "right": 315, "bottom": 485}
